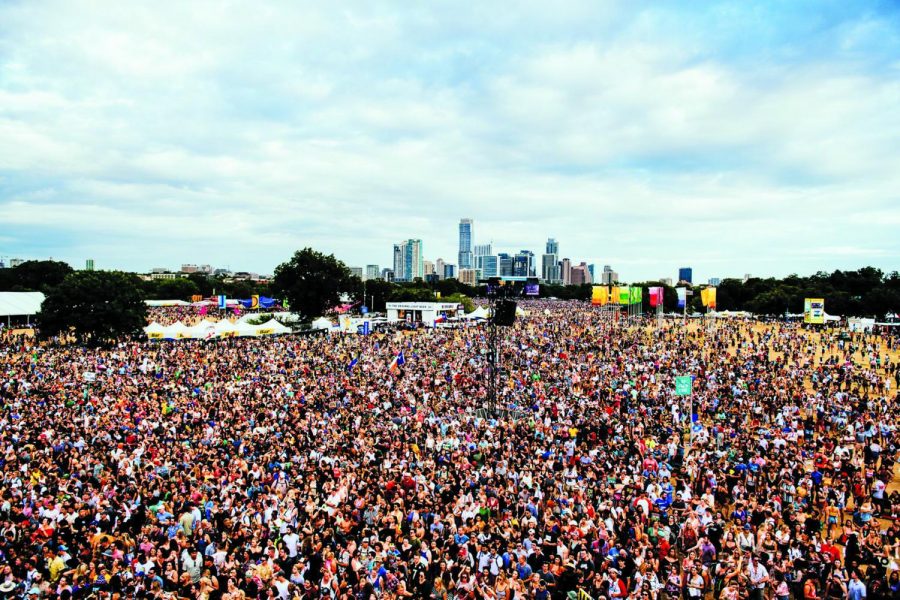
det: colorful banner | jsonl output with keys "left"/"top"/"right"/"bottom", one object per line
{"left": 676, "top": 287, "right": 686, "bottom": 309}
{"left": 191, "top": 295, "right": 203, "bottom": 303}
{"left": 804, "top": 298, "right": 825, "bottom": 324}
{"left": 618, "top": 286, "right": 630, "bottom": 305}
{"left": 701, "top": 287, "right": 717, "bottom": 309}
{"left": 648, "top": 287, "right": 663, "bottom": 308}
{"left": 591, "top": 285, "right": 609, "bottom": 306}
{"left": 218, "top": 295, "right": 226, "bottom": 309}
{"left": 629, "top": 286, "right": 642, "bottom": 305}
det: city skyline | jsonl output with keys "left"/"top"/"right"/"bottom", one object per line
{"left": 1, "top": 2, "right": 898, "bottom": 282}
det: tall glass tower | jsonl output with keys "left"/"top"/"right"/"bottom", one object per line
{"left": 458, "top": 218, "right": 473, "bottom": 270}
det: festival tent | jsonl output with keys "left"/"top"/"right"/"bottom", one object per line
{"left": 185, "top": 319, "right": 217, "bottom": 339}
{"left": 145, "top": 300, "right": 190, "bottom": 307}
{"left": 311, "top": 317, "right": 335, "bottom": 330}
{"left": 466, "top": 306, "right": 490, "bottom": 320}
{"left": 214, "top": 319, "right": 239, "bottom": 337}
{"left": 144, "top": 322, "right": 166, "bottom": 339}
{"left": 234, "top": 321, "right": 262, "bottom": 337}
{"left": 0, "top": 292, "right": 45, "bottom": 325}
{"left": 824, "top": 313, "right": 840, "bottom": 322}
{"left": 161, "top": 322, "right": 191, "bottom": 339}
{"left": 253, "top": 318, "right": 291, "bottom": 335}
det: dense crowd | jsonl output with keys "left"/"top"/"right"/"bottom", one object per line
{"left": 1, "top": 302, "right": 898, "bottom": 600}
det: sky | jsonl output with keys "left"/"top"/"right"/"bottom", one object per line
{"left": 1, "top": 1, "right": 899, "bottom": 283}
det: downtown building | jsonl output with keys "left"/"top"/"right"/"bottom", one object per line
{"left": 541, "top": 238, "right": 560, "bottom": 283}
{"left": 392, "top": 239, "right": 424, "bottom": 282}
{"left": 458, "top": 219, "right": 473, "bottom": 271}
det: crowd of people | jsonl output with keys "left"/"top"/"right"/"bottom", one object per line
{"left": 1, "top": 301, "right": 898, "bottom": 600}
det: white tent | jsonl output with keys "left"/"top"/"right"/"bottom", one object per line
{"left": 144, "top": 300, "right": 190, "bottom": 307}
{"left": 162, "top": 322, "right": 191, "bottom": 339}
{"left": 0, "top": 292, "right": 45, "bottom": 324}
{"left": 254, "top": 318, "right": 291, "bottom": 335}
{"left": 214, "top": 320, "right": 238, "bottom": 337}
{"left": 234, "top": 321, "right": 261, "bottom": 337}
{"left": 144, "top": 322, "right": 166, "bottom": 339}
{"left": 311, "top": 317, "right": 334, "bottom": 330}
{"left": 824, "top": 313, "right": 840, "bottom": 322}
{"left": 467, "top": 306, "right": 490, "bottom": 320}
{"left": 186, "top": 319, "right": 217, "bottom": 339}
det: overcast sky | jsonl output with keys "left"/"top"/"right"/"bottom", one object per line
{"left": 1, "top": 1, "right": 898, "bottom": 282}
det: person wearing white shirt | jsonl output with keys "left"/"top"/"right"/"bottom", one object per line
{"left": 747, "top": 555, "right": 769, "bottom": 600}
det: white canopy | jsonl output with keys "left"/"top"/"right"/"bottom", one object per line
{"left": 0, "top": 292, "right": 45, "bottom": 317}
{"left": 311, "top": 317, "right": 334, "bottom": 330}
{"left": 254, "top": 318, "right": 291, "bottom": 335}
{"left": 466, "top": 306, "right": 490, "bottom": 320}
{"left": 144, "top": 300, "right": 190, "bottom": 307}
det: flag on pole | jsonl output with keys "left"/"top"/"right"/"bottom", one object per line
{"left": 389, "top": 351, "right": 406, "bottom": 374}
{"left": 218, "top": 295, "right": 226, "bottom": 309}
{"left": 676, "top": 288, "right": 686, "bottom": 309}
{"left": 347, "top": 357, "right": 359, "bottom": 372}
{"left": 648, "top": 287, "right": 663, "bottom": 307}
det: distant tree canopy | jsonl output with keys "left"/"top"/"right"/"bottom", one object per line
{"left": 0, "top": 260, "right": 74, "bottom": 292}
{"left": 37, "top": 271, "right": 147, "bottom": 345}
{"left": 272, "top": 248, "right": 359, "bottom": 322}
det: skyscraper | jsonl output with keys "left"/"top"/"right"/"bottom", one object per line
{"left": 542, "top": 238, "right": 559, "bottom": 282}
{"left": 480, "top": 255, "right": 498, "bottom": 278}
{"left": 435, "top": 258, "right": 446, "bottom": 280}
{"left": 561, "top": 258, "right": 572, "bottom": 285}
{"left": 85, "top": 259, "right": 95, "bottom": 271}
{"left": 393, "top": 239, "right": 424, "bottom": 282}
{"left": 350, "top": 267, "right": 363, "bottom": 279}
{"left": 601, "top": 265, "right": 619, "bottom": 285}
{"left": 571, "top": 262, "right": 592, "bottom": 285}
{"left": 474, "top": 243, "right": 493, "bottom": 279}
{"left": 458, "top": 218, "right": 473, "bottom": 270}
{"left": 513, "top": 250, "right": 535, "bottom": 277}
{"left": 497, "top": 253, "right": 513, "bottom": 277}
{"left": 678, "top": 267, "right": 693, "bottom": 284}
{"left": 366, "top": 264, "right": 380, "bottom": 280}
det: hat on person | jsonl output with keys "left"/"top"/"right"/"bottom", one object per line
{"left": 0, "top": 582, "right": 17, "bottom": 593}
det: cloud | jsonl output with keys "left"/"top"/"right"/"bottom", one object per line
{"left": 0, "top": 0, "right": 898, "bottom": 281}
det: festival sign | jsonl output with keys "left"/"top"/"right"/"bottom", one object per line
{"left": 804, "top": 298, "right": 825, "bottom": 324}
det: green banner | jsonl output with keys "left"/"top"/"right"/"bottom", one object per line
{"left": 675, "top": 376, "right": 692, "bottom": 396}
{"left": 630, "top": 286, "right": 642, "bottom": 305}
{"left": 618, "top": 286, "right": 630, "bottom": 304}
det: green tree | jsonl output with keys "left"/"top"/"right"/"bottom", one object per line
{"left": 0, "top": 260, "right": 74, "bottom": 292}
{"left": 272, "top": 248, "right": 358, "bottom": 322}
{"left": 37, "top": 271, "right": 147, "bottom": 345}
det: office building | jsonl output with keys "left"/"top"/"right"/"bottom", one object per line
{"left": 708, "top": 277, "right": 721, "bottom": 286}
{"left": 458, "top": 219, "right": 473, "bottom": 270}
{"left": 350, "top": 267, "right": 363, "bottom": 279}
{"left": 85, "top": 259, "right": 95, "bottom": 271}
{"left": 9, "top": 258, "right": 24, "bottom": 268}
{"left": 513, "top": 250, "right": 535, "bottom": 277}
{"left": 744, "top": 273, "right": 752, "bottom": 282}
{"left": 678, "top": 267, "right": 693, "bottom": 284}
{"left": 473, "top": 243, "right": 493, "bottom": 278}
{"left": 480, "top": 255, "right": 498, "bottom": 278}
{"left": 366, "top": 265, "right": 380, "bottom": 280}
{"left": 458, "top": 268, "right": 477, "bottom": 287}
{"left": 423, "top": 260, "right": 434, "bottom": 276}
{"left": 588, "top": 264, "right": 595, "bottom": 282}
{"left": 392, "top": 239, "right": 424, "bottom": 282}
{"left": 497, "top": 253, "right": 513, "bottom": 277}
{"left": 381, "top": 268, "right": 394, "bottom": 282}
{"left": 181, "top": 264, "right": 199, "bottom": 274}
{"left": 542, "top": 238, "right": 560, "bottom": 282}
{"left": 561, "top": 258, "right": 572, "bottom": 285}
{"left": 435, "top": 259, "right": 446, "bottom": 280}
{"left": 600, "top": 265, "right": 619, "bottom": 285}
{"left": 443, "top": 264, "right": 456, "bottom": 279}
{"left": 660, "top": 278, "right": 673, "bottom": 287}
{"left": 571, "top": 262, "right": 592, "bottom": 285}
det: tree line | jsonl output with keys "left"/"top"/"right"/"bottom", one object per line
{"left": 4, "top": 256, "right": 897, "bottom": 345}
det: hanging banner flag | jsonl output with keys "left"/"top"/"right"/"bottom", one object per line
{"left": 648, "top": 287, "right": 663, "bottom": 308}
{"left": 191, "top": 295, "right": 203, "bottom": 303}
{"left": 591, "top": 285, "right": 608, "bottom": 306}
{"left": 618, "top": 286, "right": 630, "bottom": 305}
{"left": 676, "top": 287, "right": 686, "bottom": 308}
{"left": 630, "top": 286, "right": 642, "bottom": 305}
{"left": 610, "top": 286, "right": 620, "bottom": 304}
{"left": 804, "top": 298, "right": 825, "bottom": 324}
{"left": 250, "top": 295, "right": 259, "bottom": 309}
{"left": 701, "top": 288, "right": 717, "bottom": 309}
{"left": 218, "top": 295, "right": 227, "bottom": 309}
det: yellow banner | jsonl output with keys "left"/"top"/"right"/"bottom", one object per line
{"left": 591, "top": 286, "right": 608, "bottom": 306}
{"left": 804, "top": 298, "right": 825, "bottom": 324}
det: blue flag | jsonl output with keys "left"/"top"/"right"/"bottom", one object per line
{"left": 347, "top": 357, "right": 359, "bottom": 372}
